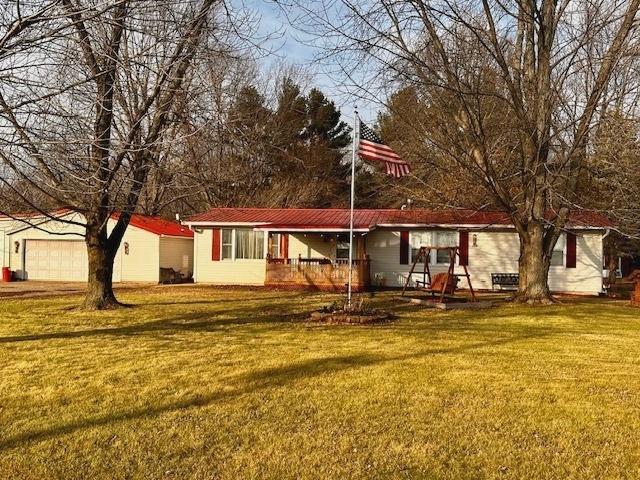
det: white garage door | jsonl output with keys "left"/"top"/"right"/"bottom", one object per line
{"left": 25, "top": 240, "right": 88, "bottom": 281}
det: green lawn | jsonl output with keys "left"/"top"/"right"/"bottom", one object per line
{"left": 1, "top": 287, "right": 640, "bottom": 479}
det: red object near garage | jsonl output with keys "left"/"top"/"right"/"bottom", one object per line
{"left": 2, "top": 266, "right": 11, "bottom": 283}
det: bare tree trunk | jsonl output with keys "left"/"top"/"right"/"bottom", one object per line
{"left": 83, "top": 224, "right": 119, "bottom": 310}
{"left": 604, "top": 238, "right": 619, "bottom": 284}
{"left": 516, "top": 223, "right": 554, "bottom": 303}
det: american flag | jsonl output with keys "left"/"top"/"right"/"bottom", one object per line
{"left": 358, "top": 120, "right": 411, "bottom": 178}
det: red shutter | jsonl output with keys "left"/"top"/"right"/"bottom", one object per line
{"left": 459, "top": 231, "right": 469, "bottom": 266}
{"left": 400, "top": 231, "right": 409, "bottom": 265}
{"left": 280, "top": 234, "right": 289, "bottom": 258}
{"left": 212, "top": 228, "right": 221, "bottom": 261}
{"left": 566, "top": 232, "right": 576, "bottom": 268}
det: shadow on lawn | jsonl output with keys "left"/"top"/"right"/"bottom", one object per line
{"left": 0, "top": 295, "right": 580, "bottom": 344}
{"left": 0, "top": 353, "right": 381, "bottom": 451}
{"left": 0, "top": 329, "right": 553, "bottom": 451}
{"left": 0, "top": 298, "right": 318, "bottom": 344}
{"left": 141, "top": 291, "right": 312, "bottom": 307}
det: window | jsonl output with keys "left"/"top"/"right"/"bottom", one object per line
{"left": 410, "top": 231, "right": 431, "bottom": 263}
{"left": 336, "top": 234, "right": 351, "bottom": 259}
{"left": 269, "top": 233, "right": 281, "bottom": 258}
{"left": 221, "top": 229, "right": 233, "bottom": 260}
{"left": 410, "top": 231, "right": 457, "bottom": 264}
{"left": 551, "top": 234, "right": 565, "bottom": 267}
{"left": 434, "top": 231, "right": 458, "bottom": 264}
{"left": 235, "top": 229, "right": 265, "bottom": 260}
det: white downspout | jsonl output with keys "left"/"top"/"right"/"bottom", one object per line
{"left": 193, "top": 228, "right": 198, "bottom": 283}
{"left": 1, "top": 228, "right": 5, "bottom": 268}
{"left": 602, "top": 228, "right": 611, "bottom": 294}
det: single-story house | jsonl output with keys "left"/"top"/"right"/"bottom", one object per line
{"left": 1, "top": 210, "right": 193, "bottom": 282}
{"left": 184, "top": 208, "right": 613, "bottom": 295}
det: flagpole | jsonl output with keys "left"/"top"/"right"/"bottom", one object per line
{"left": 347, "top": 107, "right": 358, "bottom": 309}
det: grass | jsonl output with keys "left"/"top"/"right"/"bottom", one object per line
{"left": 1, "top": 287, "right": 640, "bottom": 479}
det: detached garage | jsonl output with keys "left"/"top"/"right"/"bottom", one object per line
{"left": 25, "top": 239, "right": 88, "bottom": 281}
{"left": 1, "top": 211, "right": 193, "bottom": 283}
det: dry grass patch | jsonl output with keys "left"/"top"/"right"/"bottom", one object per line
{"left": 1, "top": 287, "right": 639, "bottom": 479}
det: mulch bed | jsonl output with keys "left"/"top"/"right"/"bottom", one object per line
{"left": 308, "top": 310, "right": 393, "bottom": 324}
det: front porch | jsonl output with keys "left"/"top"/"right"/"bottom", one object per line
{"left": 265, "top": 257, "right": 371, "bottom": 291}
{"left": 264, "top": 232, "right": 371, "bottom": 291}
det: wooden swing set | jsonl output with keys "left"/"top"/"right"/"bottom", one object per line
{"left": 401, "top": 246, "right": 477, "bottom": 303}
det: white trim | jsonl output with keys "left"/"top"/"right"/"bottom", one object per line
{"left": 184, "top": 221, "right": 267, "bottom": 227}
{"left": 379, "top": 223, "right": 505, "bottom": 229}
{"left": 254, "top": 227, "right": 370, "bottom": 233}
{"left": 6, "top": 211, "right": 82, "bottom": 235}
{"left": 159, "top": 234, "right": 194, "bottom": 239}
{"left": 220, "top": 227, "right": 233, "bottom": 261}
{"left": 193, "top": 230, "right": 198, "bottom": 282}
{"left": 550, "top": 232, "right": 567, "bottom": 268}
{"left": 409, "top": 230, "right": 459, "bottom": 266}
{"left": 376, "top": 223, "right": 604, "bottom": 230}
{"left": 268, "top": 232, "right": 281, "bottom": 258}
{"left": 219, "top": 227, "right": 266, "bottom": 262}
{"left": 187, "top": 221, "right": 607, "bottom": 232}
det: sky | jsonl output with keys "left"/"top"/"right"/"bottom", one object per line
{"left": 243, "top": 1, "right": 379, "bottom": 124}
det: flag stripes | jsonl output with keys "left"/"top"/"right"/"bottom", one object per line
{"left": 357, "top": 120, "right": 411, "bottom": 178}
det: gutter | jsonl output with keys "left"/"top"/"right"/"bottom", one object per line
{"left": 601, "top": 228, "right": 612, "bottom": 295}
{"left": 1, "top": 227, "right": 5, "bottom": 268}
{"left": 183, "top": 221, "right": 265, "bottom": 227}
{"left": 254, "top": 227, "right": 371, "bottom": 233}
{"left": 183, "top": 221, "right": 611, "bottom": 232}
{"left": 159, "top": 234, "right": 195, "bottom": 239}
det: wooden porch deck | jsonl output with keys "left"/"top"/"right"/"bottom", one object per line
{"left": 265, "top": 257, "right": 371, "bottom": 291}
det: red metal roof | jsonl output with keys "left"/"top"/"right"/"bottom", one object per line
{"left": 114, "top": 213, "right": 194, "bottom": 238}
{"left": 186, "top": 208, "right": 613, "bottom": 230}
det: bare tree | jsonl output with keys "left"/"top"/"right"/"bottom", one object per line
{"left": 0, "top": 0, "right": 242, "bottom": 309}
{"left": 293, "top": 0, "right": 640, "bottom": 302}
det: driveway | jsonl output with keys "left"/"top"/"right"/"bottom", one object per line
{"left": 0, "top": 281, "right": 153, "bottom": 299}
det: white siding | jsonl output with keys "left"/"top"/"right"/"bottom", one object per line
{"left": 466, "top": 231, "right": 520, "bottom": 290}
{"left": 190, "top": 226, "right": 604, "bottom": 294}
{"left": 8, "top": 213, "right": 87, "bottom": 280}
{"left": 5, "top": 213, "right": 169, "bottom": 283}
{"left": 367, "top": 229, "right": 603, "bottom": 294}
{"left": 368, "top": 230, "right": 421, "bottom": 288}
{"left": 159, "top": 237, "right": 194, "bottom": 275}
{"left": 1, "top": 218, "right": 23, "bottom": 267}
{"left": 548, "top": 232, "right": 603, "bottom": 294}
{"left": 289, "top": 234, "right": 335, "bottom": 258}
{"left": 193, "top": 228, "right": 265, "bottom": 285}
{"left": 114, "top": 224, "right": 160, "bottom": 282}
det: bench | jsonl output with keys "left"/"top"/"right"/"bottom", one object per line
{"left": 491, "top": 273, "right": 519, "bottom": 290}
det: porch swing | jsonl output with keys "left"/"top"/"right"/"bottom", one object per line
{"left": 401, "top": 246, "right": 477, "bottom": 303}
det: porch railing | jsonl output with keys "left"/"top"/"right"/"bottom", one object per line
{"left": 265, "top": 255, "right": 371, "bottom": 290}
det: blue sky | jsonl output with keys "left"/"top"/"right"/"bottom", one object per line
{"left": 245, "top": 1, "right": 379, "bottom": 124}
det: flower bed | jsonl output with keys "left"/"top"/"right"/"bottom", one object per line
{"left": 308, "top": 300, "right": 393, "bottom": 324}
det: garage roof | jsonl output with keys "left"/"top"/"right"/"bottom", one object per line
{"left": 113, "top": 213, "right": 194, "bottom": 238}
{"left": 4, "top": 210, "right": 193, "bottom": 238}
{"left": 185, "top": 208, "right": 614, "bottom": 230}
